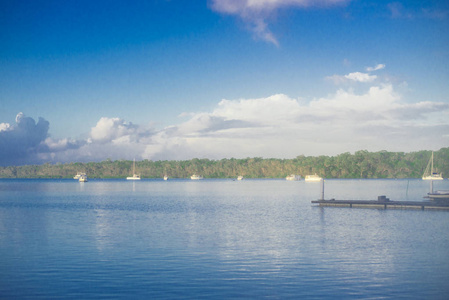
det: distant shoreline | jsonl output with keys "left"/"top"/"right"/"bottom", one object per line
{"left": 1, "top": 148, "right": 447, "bottom": 180}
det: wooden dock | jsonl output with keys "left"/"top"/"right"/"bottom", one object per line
{"left": 312, "top": 197, "right": 449, "bottom": 210}
{"left": 312, "top": 180, "right": 449, "bottom": 210}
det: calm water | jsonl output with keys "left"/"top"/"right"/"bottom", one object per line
{"left": 0, "top": 178, "right": 448, "bottom": 299}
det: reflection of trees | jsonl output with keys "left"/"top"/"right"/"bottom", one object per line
{"left": 1, "top": 148, "right": 448, "bottom": 179}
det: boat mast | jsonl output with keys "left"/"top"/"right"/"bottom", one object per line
{"left": 133, "top": 158, "right": 135, "bottom": 175}
{"left": 431, "top": 151, "right": 434, "bottom": 174}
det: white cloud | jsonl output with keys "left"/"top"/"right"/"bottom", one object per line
{"left": 3, "top": 70, "right": 448, "bottom": 165}
{"left": 310, "top": 84, "right": 399, "bottom": 114}
{"left": 345, "top": 72, "right": 377, "bottom": 82}
{"left": 327, "top": 64, "right": 385, "bottom": 84}
{"left": 80, "top": 117, "right": 155, "bottom": 160}
{"left": 213, "top": 94, "right": 301, "bottom": 124}
{"left": 45, "top": 137, "right": 85, "bottom": 152}
{"left": 211, "top": 0, "right": 350, "bottom": 13}
{"left": 0, "top": 113, "right": 50, "bottom": 166}
{"left": 366, "top": 64, "right": 385, "bottom": 72}
{"left": 327, "top": 71, "right": 377, "bottom": 84}
{"left": 137, "top": 84, "right": 448, "bottom": 159}
{"left": 90, "top": 117, "right": 138, "bottom": 143}
{"left": 209, "top": 0, "right": 351, "bottom": 45}
{"left": 0, "top": 123, "right": 11, "bottom": 132}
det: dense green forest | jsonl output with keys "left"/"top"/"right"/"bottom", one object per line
{"left": 0, "top": 148, "right": 448, "bottom": 179}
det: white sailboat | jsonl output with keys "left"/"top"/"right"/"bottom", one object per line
{"left": 422, "top": 152, "right": 443, "bottom": 180}
{"left": 126, "top": 159, "right": 141, "bottom": 180}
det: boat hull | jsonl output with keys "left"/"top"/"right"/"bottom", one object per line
{"left": 305, "top": 174, "right": 322, "bottom": 182}
{"left": 422, "top": 175, "right": 443, "bottom": 180}
{"left": 427, "top": 191, "right": 449, "bottom": 201}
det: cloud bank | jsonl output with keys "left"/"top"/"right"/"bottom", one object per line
{"left": 209, "top": 0, "right": 351, "bottom": 45}
{"left": 2, "top": 65, "right": 448, "bottom": 166}
{"left": 0, "top": 113, "right": 50, "bottom": 165}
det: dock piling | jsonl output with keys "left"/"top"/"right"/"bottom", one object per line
{"left": 320, "top": 179, "right": 325, "bottom": 200}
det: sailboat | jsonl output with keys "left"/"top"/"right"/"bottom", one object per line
{"left": 422, "top": 151, "right": 443, "bottom": 180}
{"left": 126, "top": 159, "right": 141, "bottom": 180}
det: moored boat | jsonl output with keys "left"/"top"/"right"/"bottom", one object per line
{"left": 237, "top": 176, "right": 243, "bottom": 180}
{"left": 126, "top": 159, "right": 141, "bottom": 180}
{"left": 191, "top": 174, "right": 203, "bottom": 180}
{"left": 427, "top": 190, "right": 449, "bottom": 201}
{"left": 305, "top": 174, "right": 322, "bottom": 182}
{"left": 422, "top": 151, "right": 443, "bottom": 180}
{"left": 78, "top": 174, "right": 88, "bottom": 182}
{"left": 127, "top": 175, "right": 141, "bottom": 180}
{"left": 286, "top": 174, "right": 301, "bottom": 181}
{"left": 73, "top": 172, "right": 85, "bottom": 180}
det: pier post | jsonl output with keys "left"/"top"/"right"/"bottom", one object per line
{"left": 320, "top": 179, "right": 325, "bottom": 200}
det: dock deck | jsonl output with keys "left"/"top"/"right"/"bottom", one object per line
{"left": 312, "top": 199, "right": 449, "bottom": 210}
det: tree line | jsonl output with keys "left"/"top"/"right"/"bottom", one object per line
{"left": 0, "top": 148, "right": 448, "bottom": 179}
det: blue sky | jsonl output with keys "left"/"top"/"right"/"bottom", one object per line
{"left": 1, "top": 0, "right": 448, "bottom": 166}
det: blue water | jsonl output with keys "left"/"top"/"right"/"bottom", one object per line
{"left": 1, "top": 179, "right": 448, "bottom": 299}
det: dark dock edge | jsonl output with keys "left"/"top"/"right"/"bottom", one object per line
{"left": 311, "top": 199, "right": 449, "bottom": 210}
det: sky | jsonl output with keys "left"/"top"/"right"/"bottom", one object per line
{"left": 1, "top": 0, "right": 448, "bottom": 166}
